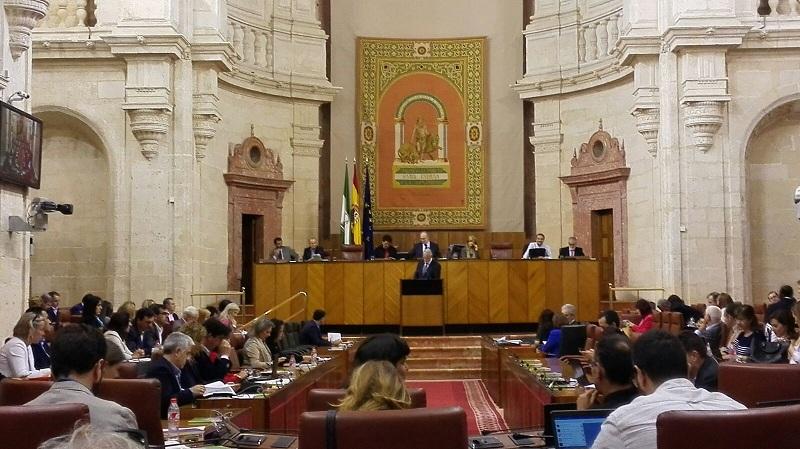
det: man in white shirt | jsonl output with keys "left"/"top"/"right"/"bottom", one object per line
{"left": 521, "top": 233, "right": 552, "bottom": 259}
{"left": 592, "top": 330, "right": 745, "bottom": 449}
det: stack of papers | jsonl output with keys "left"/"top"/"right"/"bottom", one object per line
{"left": 203, "top": 381, "right": 236, "bottom": 397}
{"left": 494, "top": 336, "right": 522, "bottom": 345}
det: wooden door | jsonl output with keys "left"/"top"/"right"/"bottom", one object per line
{"left": 242, "top": 214, "right": 264, "bottom": 304}
{"left": 591, "top": 209, "right": 614, "bottom": 302}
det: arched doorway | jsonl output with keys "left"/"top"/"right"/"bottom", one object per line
{"left": 30, "top": 110, "right": 111, "bottom": 306}
{"left": 745, "top": 100, "right": 800, "bottom": 300}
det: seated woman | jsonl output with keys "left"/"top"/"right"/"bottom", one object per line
{"left": 540, "top": 313, "right": 569, "bottom": 356}
{"left": 730, "top": 304, "right": 763, "bottom": 361}
{"left": 628, "top": 299, "right": 654, "bottom": 334}
{"left": 145, "top": 332, "right": 205, "bottom": 418}
{"left": 243, "top": 318, "right": 274, "bottom": 370}
{"left": 0, "top": 311, "right": 52, "bottom": 378}
{"left": 462, "top": 235, "right": 479, "bottom": 259}
{"left": 266, "top": 319, "right": 298, "bottom": 364}
{"left": 790, "top": 302, "right": 800, "bottom": 364}
{"left": 80, "top": 294, "right": 105, "bottom": 329}
{"left": 722, "top": 302, "right": 743, "bottom": 351}
{"left": 768, "top": 309, "right": 799, "bottom": 344}
{"left": 219, "top": 302, "right": 240, "bottom": 329}
{"left": 104, "top": 312, "right": 143, "bottom": 361}
{"left": 337, "top": 360, "right": 411, "bottom": 411}
{"left": 536, "top": 309, "right": 555, "bottom": 343}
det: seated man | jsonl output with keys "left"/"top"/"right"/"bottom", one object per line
{"left": 302, "top": 237, "right": 328, "bottom": 261}
{"left": 145, "top": 332, "right": 205, "bottom": 418}
{"left": 125, "top": 308, "right": 157, "bottom": 356}
{"left": 591, "top": 331, "right": 745, "bottom": 448}
{"left": 300, "top": 309, "right": 334, "bottom": 347}
{"left": 26, "top": 325, "right": 138, "bottom": 431}
{"left": 577, "top": 334, "right": 639, "bottom": 410}
{"left": 522, "top": 233, "right": 552, "bottom": 259}
{"left": 561, "top": 303, "right": 578, "bottom": 325}
{"left": 272, "top": 237, "right": 299, "bottom": 262}
{"left": 598, "top": 310, "right": 624, "bottom": 336}
{"left": 679, "top": 331, "right": 719, "bottom": 392}
{"left": 408, "top": 232, "right": 441, "bottom": 259}
{"left": 353, "top": 333, "right": 411, "bottom": 379}
{"left": 697, "top": 305, "right": 723, "bottom": 360}
{"left": 194, "top": 318, "right": 235, "bottom": 383}
{"left": 413, "top": 249, "right": 441, "bottom": 280}
{"left": 373, "top": 234, "right": 398, "bottom": 260}
{"left": 559, "top": 236, "right": 585, "bottom": 258}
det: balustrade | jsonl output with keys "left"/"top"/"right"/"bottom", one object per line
{"left": 226, "top": 18, "right": 274, "bottom": 72}
{"left": 578, "top": 10, "right": 621, "bottom": 65}
{"left": 41, "top": 0, "right": 87, "bottom": 29}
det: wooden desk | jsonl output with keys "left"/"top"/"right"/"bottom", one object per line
{"left": 253, "top": 259, "right": 601, "bottom": 325}
{"left": 481, "top": 336, "right": 578, "bottom": 429}
{"left": 194, "top": 349, "right": 349, "bottom": 431}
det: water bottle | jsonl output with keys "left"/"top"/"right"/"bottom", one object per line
{"left": 310, "top": 347, "right": 318, "bottom": 367}
{"left": 167, "top": 398, "right": 180, "bottom": 440}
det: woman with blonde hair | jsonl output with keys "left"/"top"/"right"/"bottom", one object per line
{"left": 117, "top": 301, "right": 137, "bottom": 322}
{"left": 0, "top": 311, "right": 52, "bottom": 378}
{"left": 219, "top": 302, "right": 240, "bottom": 329}
{"left": 337, "top": 360, "right": 411, "bottom": 411}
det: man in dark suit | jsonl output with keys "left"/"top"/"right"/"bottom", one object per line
{"left": 145, "top": 332, "right": 205, "bottom": 418}
{"left": 413, "top": 249, "right": 441, "bottom": 280}
{"left": 374, "top": 234, "right": 398, "bottom": 259}
{"left": 302, "top": 238, "right": 328, "bottom": 261}
{"left": 194, "top": 318, "right": 234, "bottom": 383}
{"left": 559, "top": 236, "right": 585, "bottom": 258}
{"left": 300, "top": 309, "right": 336, "bottom": 346}
{"left": 126, "top": 308, "right": 158, "bottom": 355}
{"left": 409, "top": 231, "right": 441, "bottom": 259}
{"left": 679, "top": 331, "right": 719, "bottom": 391}
{"left": 44, "top": 292, "right": 61, "bottom": 328}
{"left": 766, "top": 285, "right": 796, "bottom": 321}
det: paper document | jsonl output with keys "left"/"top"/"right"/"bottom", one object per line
{"left": 494, "top": 336, "right": 522, "bottom": 344}
{"left": 203, "top": 381, "right": 236, "bottom": 397}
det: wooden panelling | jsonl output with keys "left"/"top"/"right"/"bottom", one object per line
{"left": 401, "top": 295, "right": 444, "bottom": 326}
{"left": 343, "top": 263, "right": 364, "bottom": 325}
{"left": 363, "top": 263, "right": 385, "bottom": 324}
{"left": 468, "top": 261, "right": 490, "bottom": 323}
{"left": 445, "top": 262, "right": 469, "bottom": 324}
{"left": 252, "top": 260, "right": 601, "bottom": 325}
{"left": 489, "top": 261, "right": 510, "bottom": 323}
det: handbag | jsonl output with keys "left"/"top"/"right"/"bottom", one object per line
{"left": 750, "top": 333, "right": 789, "bottom": 364}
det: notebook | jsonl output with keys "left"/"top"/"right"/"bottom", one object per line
{"left": 550, "top": 409, "right": 612, "bottom": 449}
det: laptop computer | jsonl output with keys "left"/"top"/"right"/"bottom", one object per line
{"left": 550, "top": 409, "right": 612, "bottom": 449}
{"left": 526, "top": 247, "right": 547, "bottom": 259}
{"left": 543, "top": 403, "right": 577, "bottom": 447}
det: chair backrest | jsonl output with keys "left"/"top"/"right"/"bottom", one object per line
{"left": 668, "top": 312, "right": 684, "bottom": 335}
{"left": 97, "top": 378, "right": 164, "bottom": 445}
{"left": 656, "top": 404, "right": 800, "bottom": 448}
{"left": 0, "top": 378, "right": 164, "bottom": 446}
{"left": 651, "top": 311, "right": 663, "bottom": 330}
{"left": 489, "top": 242, "right": 513, "bottom": 260}
{"left": 306, "top": 388, "right": 427, "bottom": 412}
{"left": 115, "top": 362, "right": 141, "bottom": 379}
{"left": 0, "top": 404, "right": 90, "bottom": 449}
{"left": 718, "top": 363, "right": 800, "bottom": 408}
{"left": 340, "top": 245, "right": 364, "bottom": 261}
{"left": 299, "top": 406, "right": 467, "bottom": 449}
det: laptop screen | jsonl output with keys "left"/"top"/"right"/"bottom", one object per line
{"left": 551, "top": 409, "right": 611, "bottom": 449}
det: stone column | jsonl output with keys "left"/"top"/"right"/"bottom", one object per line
{"left": 530, "top": 101, "right": 564, "bottom": 244}
{"left": 290, "top": 101, "right": 325, "bottom": 247}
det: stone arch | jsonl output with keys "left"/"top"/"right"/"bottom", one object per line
{"left": 30, "top": 109, "right": 114, "bottom": 305}
{"left": 743, "top": 98, "right": 800, "bottom": 300}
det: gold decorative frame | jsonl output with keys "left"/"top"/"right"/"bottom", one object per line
{"left": 357, "top": 37, "right": 487, "bottom": 229}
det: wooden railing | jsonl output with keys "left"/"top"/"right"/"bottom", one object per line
{"left": 189, "top": 290, "right": 245, "bottom": 309}
{"left": 241, "top": 291, "right": 308, "bottom": 331}
{"left": 607, "top": 284, "right": 665, "bottom": 307}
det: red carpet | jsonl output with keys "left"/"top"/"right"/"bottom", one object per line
{"left": 406, "top": 380, "right": 507, "bottom": 435}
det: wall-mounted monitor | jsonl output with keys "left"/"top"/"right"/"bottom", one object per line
{"left": 0, "top": 101, "right": 43, "bottom": 189}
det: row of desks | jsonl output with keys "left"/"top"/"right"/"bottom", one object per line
{"left": 253, "top": 259, "right": 601, "bottom": 325}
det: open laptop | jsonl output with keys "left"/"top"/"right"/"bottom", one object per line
{"left": 526, "top": 247, "right": 547, "bottom": 259}
{"left": 549, "top": 409, "right": 612, "bottom": 449}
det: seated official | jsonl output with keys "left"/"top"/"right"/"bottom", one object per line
{"left": 145, "top": 332, "right": 205, "bottom": 418}
{"left": 26, "top": 306, "right": 53, "bottom": 370}
{"left": 722, "top": 302, "right": 742, "bottom": 350}
{"left": 105, "top": 312, "right": 144, "bottom": 361}
{"left": 409, "top": 231, "right": 441, "bottom": 259}
{"left": 667, "top": 294, "right": 703, "bottom": 324}
{"left": 461, "top": 235, "right": 479, "bottom": 259}
{"left": 150, "top": 303, "right": 172, "bottom": 346}
{"left": 697, "top": 305, "right": 723, "bottom": 360}
{"left": 219, "top": 302, "right": 240, "bottom": 329}
{"left": 559, "top": 236, "right": 585, "bottom": 258}
{"left": 577, "top": 334, "right": 639, "bottom": 410}
{"left": 300, "top": 309, "right": 337, "bottom": 347}
{"left": 625, "top": 299, "right": 654, "bottom": 334}
{"left": 374, "top": 234, "right": 398, "bottom": 259}
{"left": 766, "top": 284, "right": 796, "bottom": 322}
{"left": 38, "top": 424, "right": 146, "bottom": 449}
{"left": 767, "top": 308, "right": 799, "bottom": 344}
{"left": 272, "top": 237, "right": 299, "bottom": 262}
{"left": 561, "top": 303, "right": 578, "bottom": 325}
{"left": 194, "top": 318, "right": 235, "bottom": 383}
{"left": 521, "top": 233, "right": 552, "bottom": 259}
{"left": 125, "top": 308, "right": 157, "bottom": 356}
{"left": 353, "top": 333, "right": 411, "bottom": 379}
{"left": 730, "top": 304, "right": 765, "bottom": 361}
{"left": 303, "top": 237, "right": 328, "bottom": 261}
{"left": 0, "top": 311, "right": 52, "bottom": 378}
{"left": 598, "top": 310, "right": 624, "bottom": 336}
{"left": 337, "top": 361, "right": 411, "bottom": 411}
{"left": 243, "top": 318, "right": 274, "bottom": 369}
{"left": 537, "top": 309, "right": 555, "bottom": 342}
{"left": 540, "top": 313, "right": 569, "bottom": 356}
{"left": 591, "top": 331, "right": 745, "bottom": 448}
{"left": 679, "top": 331, "right": 719, "bottom": 391}
{"left": 80, "top": 294, "right": 106, "bottom": 329}
{"left": 173, "top": 305, "right": 198, "bottom": 333}
{"left": 413, "top": 249, "right": 441, "bottom": 280}
{"left": 26, "top": 325, "right": 138, "bottom": 431}
{"left": 43, "top": 292, "right": 61, "bottom": 329}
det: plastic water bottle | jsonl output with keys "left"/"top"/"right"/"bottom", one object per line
{"left": 167, "top": 398, "right": 180, "bottom": 440}
{"left": 310, "top": 347, "right": 318, "bottom": 367}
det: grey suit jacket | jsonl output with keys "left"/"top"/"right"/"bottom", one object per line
{"left": 26, "top": 380, "right": 138, "bottom": 431}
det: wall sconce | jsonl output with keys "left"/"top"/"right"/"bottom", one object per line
{"left": 757, "top": 0, "right": 772, "bottom": 16}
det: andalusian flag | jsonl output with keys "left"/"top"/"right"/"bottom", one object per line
{"left": 351, "top": 161, "right": 362, "bottom": 245}
{"left": 340, "top": 163, "right": 351, "bottom": 245}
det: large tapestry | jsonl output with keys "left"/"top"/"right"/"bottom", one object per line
{"left": 357, "top": 37, "right": 486, "bottom": 229}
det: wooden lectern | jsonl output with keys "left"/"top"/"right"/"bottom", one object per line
{"left": 400, "top": 279, "right": 444, "bottom": 330}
